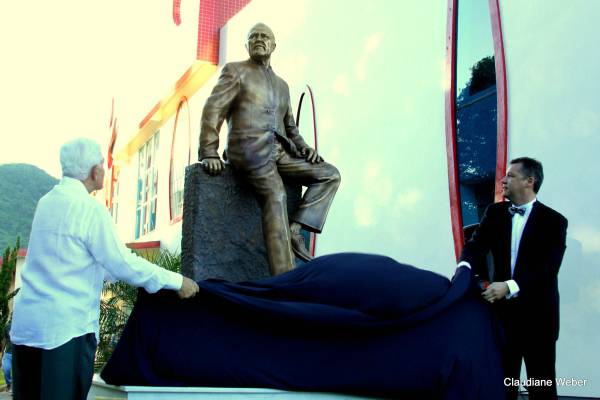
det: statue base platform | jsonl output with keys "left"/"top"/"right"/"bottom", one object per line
{"left": 181, "top": 163, "right": 304, "bottom": 282}
{"left": 88, "top": 375, "right": 381, "bottom": 400}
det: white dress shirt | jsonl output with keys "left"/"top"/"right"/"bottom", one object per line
{"left": 10, "top": 177, "right": 183, "bottom": 350}
{"left": 504, "top": 198, "right": 536, "bottom": 297}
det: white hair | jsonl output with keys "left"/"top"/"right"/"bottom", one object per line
{"left": 60, "top": 138, "right": 104, "bottom": 180}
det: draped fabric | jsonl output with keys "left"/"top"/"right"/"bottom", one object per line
{"left": 101, "top": 253, "right": 505, "bottom": 399}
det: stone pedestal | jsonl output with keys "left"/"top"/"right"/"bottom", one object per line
{"left": 88, "top": 375, "right": 380, "bottom": 399}
{"left": 181, "top": 163, "right": 302, "bottom": 282}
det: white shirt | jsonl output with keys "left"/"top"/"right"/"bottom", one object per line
{"left": 504, "top": 198, "right": 536, "bottom": 297}
{"left": 10, "top": 177, "right": 183, "bottom": 350}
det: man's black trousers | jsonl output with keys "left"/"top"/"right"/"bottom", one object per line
{"left": 13, "top": 333, "right": 97, "bottom": 400}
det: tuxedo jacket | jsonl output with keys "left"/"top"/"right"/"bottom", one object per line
{"left": 460, "top": 201, "right": 568, "bottom": 341}
{"left": 199, "top": 59, "right": 309, "bottom": 171}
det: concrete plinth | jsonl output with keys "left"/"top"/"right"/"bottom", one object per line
{"left": 88, "top": 376, "right": 382, "bottom": 400}
{"left": 181, "top": 163, "right": 302, "bottom": 282}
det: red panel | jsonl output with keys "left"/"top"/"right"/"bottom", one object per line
{"left": 489, "top": 0, "right": 508, "bottom": 202}
{"left": 106, "top": 99, "right": 118, "bottom": 209}
{"left": 0, "top": 249, "right": 28, "bottom": 266}
{"left": 126, "top": 241, "right": 161, "bottom": 250}
{"left": 175, "top": 65, "right": 194, "bottom": 90}
{"left": 444, "top": 0, "right": 464, "bottom": 261}
{"left": 196, "top": 0, "right": 253, "bottom": 63}
{"left": 107, "top": 119, "right": 117, "bottom": 169}
{"left": 139, "top": 101, "right": 162, "bottom": 129}
{"left": 445, "top": 0, "right": 509, "bottom": 262}
{"left": 173, "top": 0, "right": 182, "bottom": 25}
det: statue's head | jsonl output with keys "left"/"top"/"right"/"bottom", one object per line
{"left": 245, "top": 23, "right": 276, "bottom": 62}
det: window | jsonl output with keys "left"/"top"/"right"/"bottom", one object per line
{"left": 135, "top": 132, "right": 160, "bottom": 239}
{"left": 169, "top": 99, "right": 191, "bottom": 222}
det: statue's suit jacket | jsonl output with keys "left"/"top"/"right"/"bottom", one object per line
{"left": 460, "top": 201, "right": 568, "bottom": 342}
{"left": 199, "top": 59, "right": 309, "bottom": 171}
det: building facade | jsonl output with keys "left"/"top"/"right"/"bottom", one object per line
{"left": 103, "top": 1, "right": 600, "bottom": 396}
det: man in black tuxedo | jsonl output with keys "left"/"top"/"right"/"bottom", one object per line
{"left": 460, "top": 157, "right": 567, "bottom": 400}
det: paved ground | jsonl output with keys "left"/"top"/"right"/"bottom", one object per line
{"left": 0, "top": 384, "right": 9, "bottom": 399}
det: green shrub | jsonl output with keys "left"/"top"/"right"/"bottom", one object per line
{"left": 0, "top": 237, "right": 20, "bottom": 344}
{"left": 95, "top": 249, "right": 182, "bottom": 371}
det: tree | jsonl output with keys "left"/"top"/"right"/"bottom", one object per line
{"left": 0, "top": 237, "right": 20, "bottom": 343}
{"left": 467, "top": 55, "right": 496, "bottom": 95}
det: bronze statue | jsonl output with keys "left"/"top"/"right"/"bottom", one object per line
{"left": 198, "top": 23, "right": 340, "bottom": 275}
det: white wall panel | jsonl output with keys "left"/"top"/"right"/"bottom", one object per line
{"left": 501, "top": 0, "right": 600, "bottom": 395}
{"left": 222, "top": 0, "right": 455, "bottom": 276}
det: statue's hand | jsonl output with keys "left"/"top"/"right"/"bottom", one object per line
{"left": 201, "top": 158, "right": 224, "bottom": 175}
{"left": 301, "top": 147, "right": 323, "bottom": 164}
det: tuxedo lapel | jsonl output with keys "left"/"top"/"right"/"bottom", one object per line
{"left": 495, "top": 203, "right": 513, "bottom": 281}
{"left": 500, "top": 204, "right": 513, "bottom": 251}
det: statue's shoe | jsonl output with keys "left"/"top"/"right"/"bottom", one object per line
{"left": 291, "top": 232, "right": 313, "bottom": 262}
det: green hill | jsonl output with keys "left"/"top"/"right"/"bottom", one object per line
{"left": 0, "top": 163, "right": 58, "bottom": 251}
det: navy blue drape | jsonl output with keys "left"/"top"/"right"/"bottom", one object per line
{"left": 101, "top": 253, "right": 505, "bottom": 399}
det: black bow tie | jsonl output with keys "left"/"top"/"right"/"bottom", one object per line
{"left": 508, "top": 206, "right": 526, "bottom": 216}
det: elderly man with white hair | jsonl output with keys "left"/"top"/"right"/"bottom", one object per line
{"left": 10, "top": 138, "right": 199, "bottom": 400}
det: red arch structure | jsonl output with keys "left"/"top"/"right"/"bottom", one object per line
{"left": 169, "top": 98, "right": 192, "bottom": 224}
{"left": 444, "top": 0, "right": 508, "bottom": 261}
{"left": 296, "top": 85, "right": 319, "bottom": 257}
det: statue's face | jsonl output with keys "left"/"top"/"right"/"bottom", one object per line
{"left": 246, "top": 25, "right": 275, "bottom": 61}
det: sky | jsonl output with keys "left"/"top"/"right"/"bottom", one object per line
{"left": 455, "top": 0, "right": 495, "bottom": 93}
{"left": 0, "top": 1, "right": 197, "bottom": 178}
